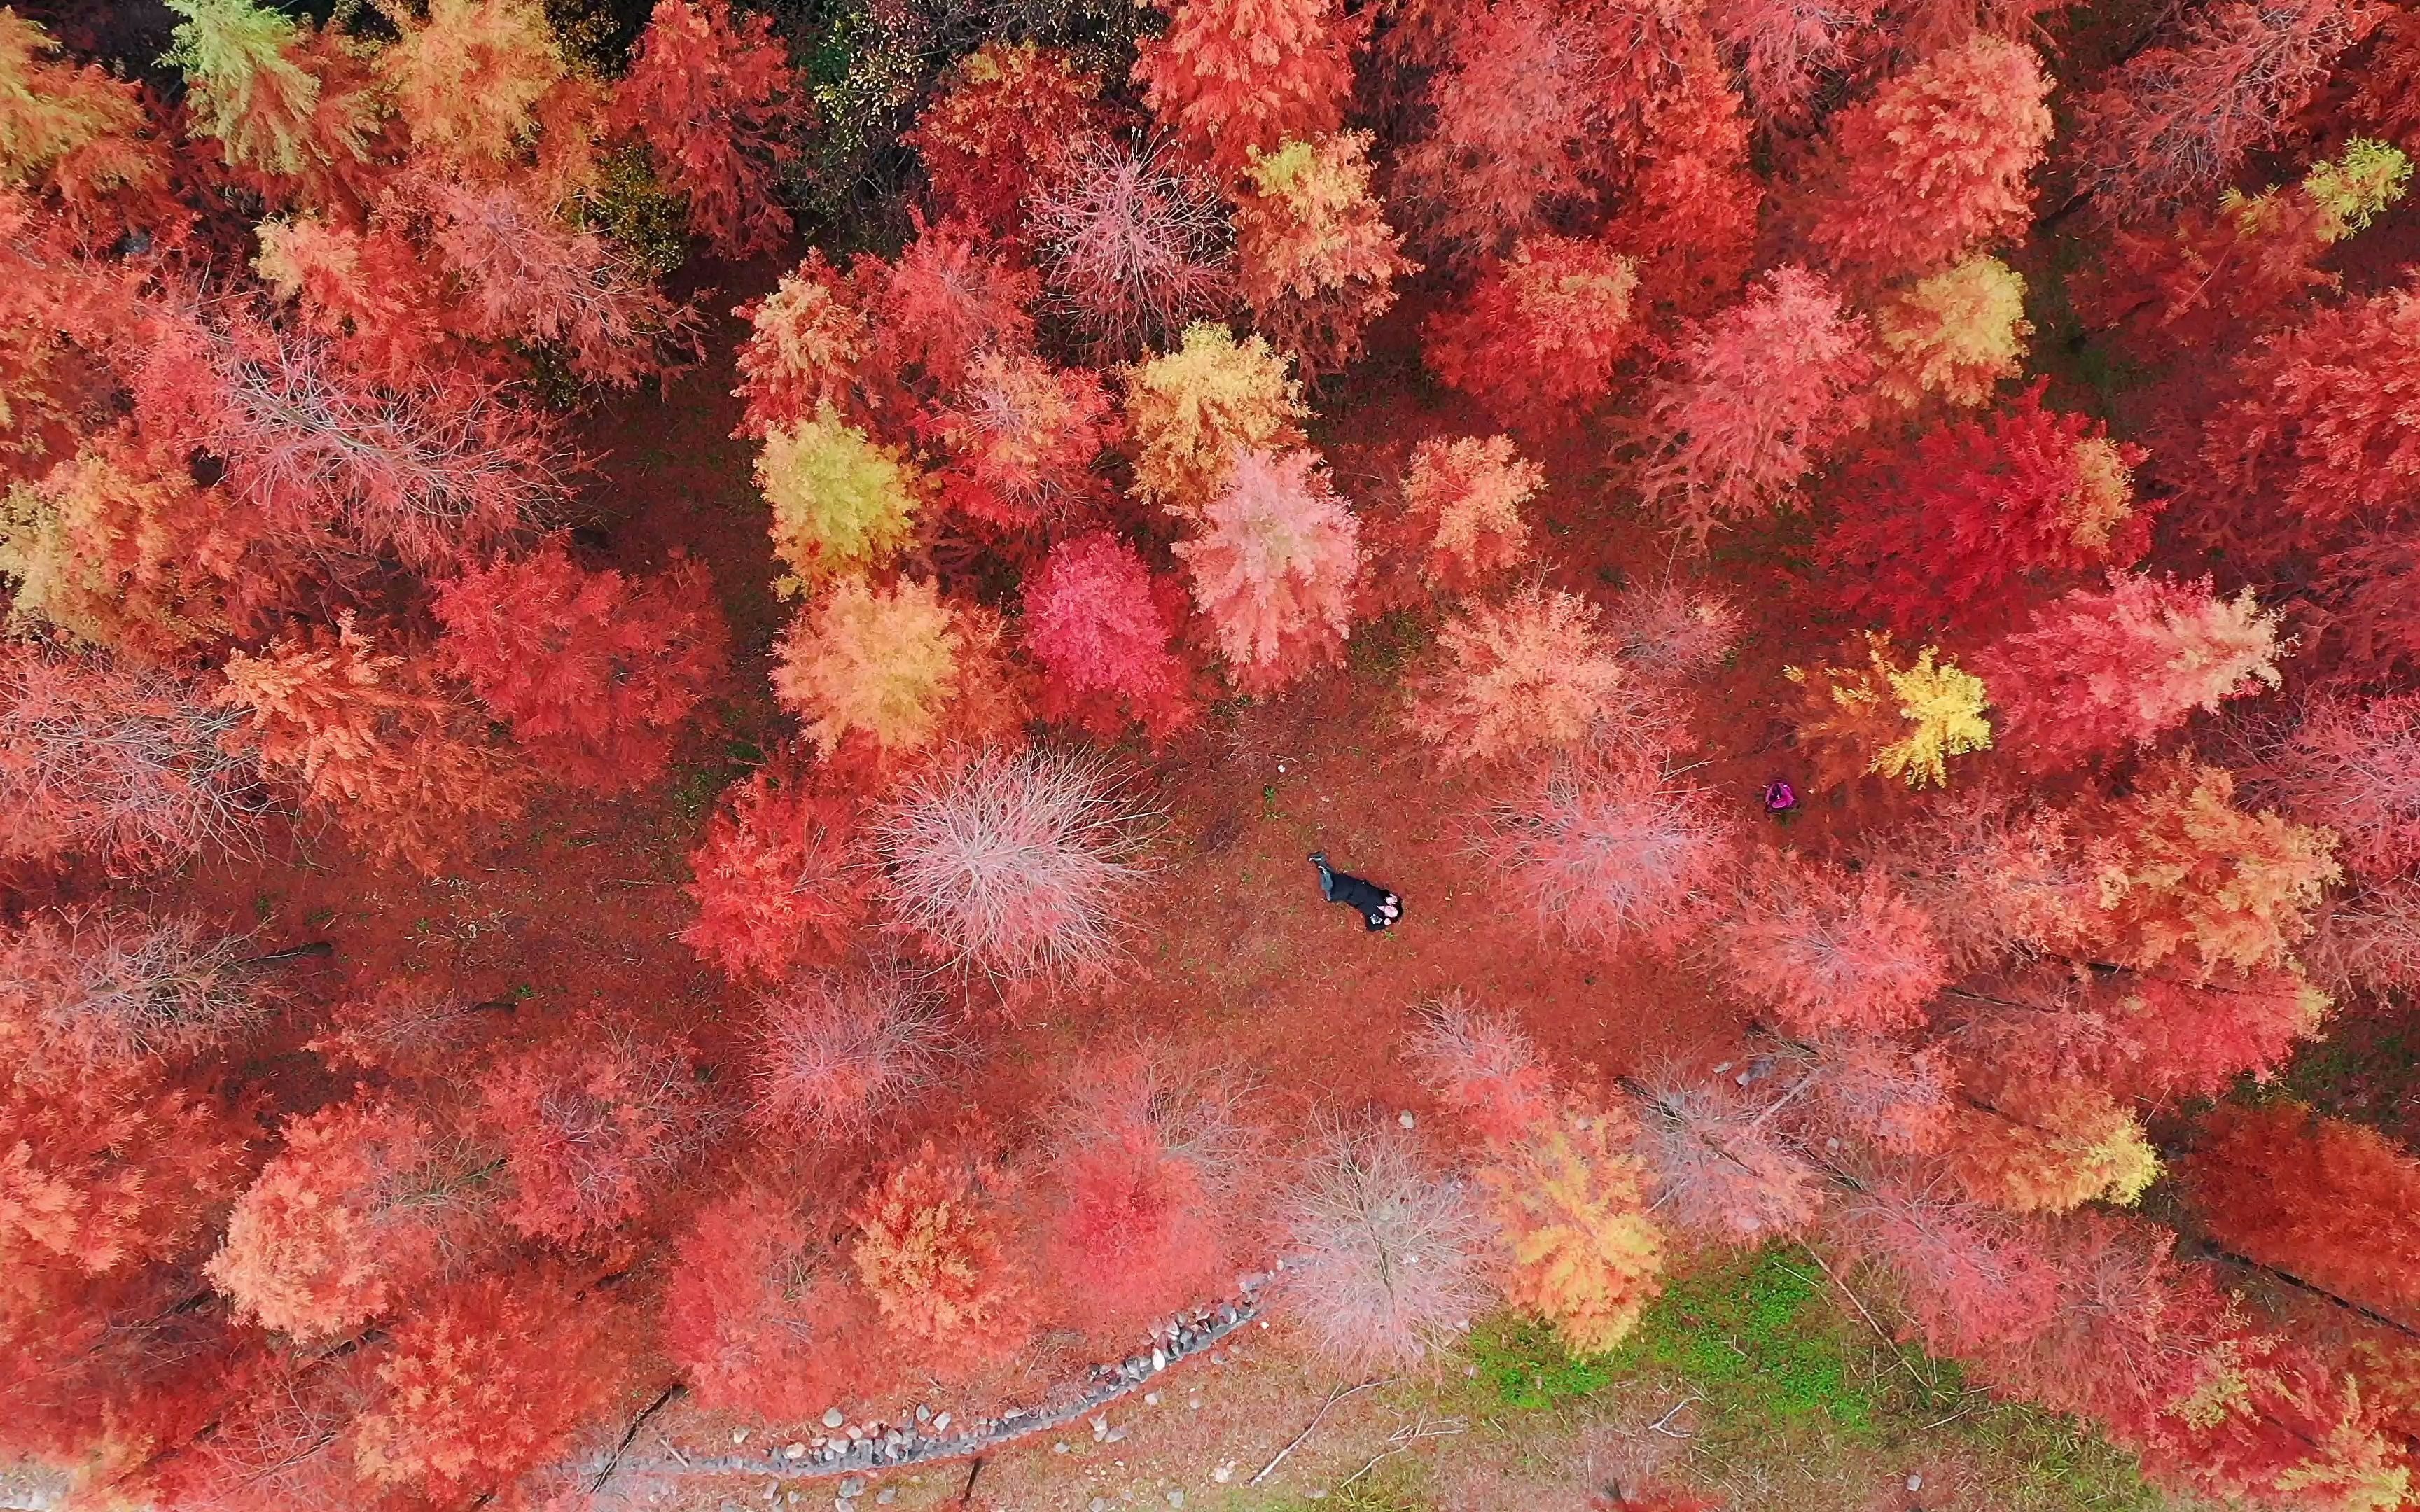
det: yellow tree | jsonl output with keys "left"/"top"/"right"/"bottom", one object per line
{"left": 1122, "top": 323, "right": 1307, "bottom": 517}
{"left": 1786, "top": 632, "right": 1992, "bottom": 791}
{"left": 758, "top": 410, "right": 923, "bottom": 595}
{"left": 1480, "top": 1099, "right": 1664, "bottom": 1354}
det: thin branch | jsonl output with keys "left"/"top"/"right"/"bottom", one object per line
{"left": 1249, "top": 1378, "right": 1388, "bottom": 1487}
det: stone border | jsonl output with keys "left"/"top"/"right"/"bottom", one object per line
{"left": 597, "top": 1277, "right": 1270, "bottom": 1494}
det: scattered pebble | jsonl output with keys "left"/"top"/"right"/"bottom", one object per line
{"left": 1211, "top": 1464, "right": 1235, "bottom": 1484}
{"left": 784, "top": 1443, "right": 807, "bottom": 1462}
{"left": 823, "top": 1408, "right": 846, "bottom": 1429}
{"left": 732, "top": 1429, "right": 750, "bottom": 1446}
{"left": 1188, "top": 1396, "right": 1202, "bottom": 1411}
{"left": 932, "top": 1413, "right": 950, "bottom": 1432}
{"left": 877, "top": 1492, "right": 895, "bottom": 1506}
{"left": 1167, "top": 1492, "right": 1185, "bottom": 1508}
{"left": 1397, "top": 1110, "right": 1416, "bottom": 1128}
{"left": 1054, "top": 1442, "right": 1071, "bottom": 1455}
{"left": 1143, "top": 1392, "right": 1160, "bottom": 1406}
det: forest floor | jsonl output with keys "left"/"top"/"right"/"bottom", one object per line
{"left": 113, "top": 264, "right": 2200, "bottom": 1512}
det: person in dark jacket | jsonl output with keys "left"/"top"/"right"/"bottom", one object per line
{"left": 1309, "top": 852, "right": 1403, "bottom": 932}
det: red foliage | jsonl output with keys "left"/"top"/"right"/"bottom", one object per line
{"left": 850, "top": 1141, "right": 1033, "bottom": 1366}
{"left": 863, "top": 216, "right": 1039, "bottom": 397}
{"left": 1833, "top": 1181, "right": 2064, "bottom": 1357}
{"left": 1707, "top": 0, "right": 1882, "bottom": 128}
{"left": 1802, "top": 36, "right": 2054, "bottom": 281}
{"left": 1410, "top": 991, "right": 1557, "bottom": 1144}
{"left": 1132, "top": 0, "right": 1365, "bottom": 178}
{"left": 0, "top": 1056, "right": 251, "bottom": 1280}
{"left": 2075, "top": 183, "right": 2348, "bottom": 360}
{"left": 613, "top": 0, "right": 807, "bottom": 260}
{"left": 1637, "top": 266, "right": 1873, "bottom": 544}
{"left": 0, "top": 907, "right": 264, "bottom": 1073}
{"left": 482, "top": 1035, "right": 706, "bottom": 1248}
{"left": 2071, "top": 0, "right": 2379, "bottom": 216}
{"left": 1601, "top": 32, "right": 1762, "bottom": 316}
{"left": 206, "top": 1097, "right": 461, "bottom": 1341}
{"left": 1477, "top": 761, "right": 1737, "bottom": 954}
{"left": 417, "top": 173, "right": 692, "bottom": 392}
{"left": 435, "top": 536, "right": 728, "bottom": 790}
{"left": 1975, "top": 575, "right": 2282, "bottom": 770}
{"left": 664, "top": 1190, "right": 878, "bottom": 1418}
{"left": 2185, "top": 1100, "right": 2420, "bottom": 1319}
{"left": 351, "top": 1273, "right": 615, "bottom": 1500}
{"left": 907, "top": 43, "right": 1108, "bottom": 243}
{"left": 134, "top": 314, "right": 565, "bottom": 573}
{"left": 1423, "top": 234, "right": 1641, "bottom": 438}
{"left": 926, "top": 351, "right": 1118, "bottom": 534}
{"left": 1398, "top": 434, "right": 1540, "bottom": 597}
{"left": 1023, "top": 532, "right": 1198, "bottom": 744}
{"left": 1391, "top": 0, "right": 1622, "bottom": 259}
{"left": 752, "top": 964, "right": 950, "bottom": 1138}
{"left": 1821, "top": 386, "right": 2152, "bottom": 633}
{"left": 730, "top": 251, "right": 871, "bottom": 440}
{"left": 1171, "top": 447, "right": 1361, "bottom": 696}
{"left": 2192, "top": 284, "right": 2420, "bottom": 562}
{"left": 216, "top": 614, "right": 527, "bottom": 875}
{"left": 683, "top": 761, "right": 876, "bottom": 984}
{"left": 1716, "top": 853, "right": 1947, "bottom": 1037}
{"left": 0, "top": 645, "right": 266, "bottom": 874}
{"left": 1045, "top": 1046, "right": 1251, "bottom": 1332}
{"left": 2346, "top": 7, "right": 2420, "bottom": 151}
{"left": 2260, "top": 692, "right": 2420, "bottom": 881}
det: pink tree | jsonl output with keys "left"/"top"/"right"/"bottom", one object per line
{"left": 752, "top": 965, "right": 951, "bottom": 1138}
{"left": 1975, "top": 574, "right": 2283, "bottom": 770}
{"left": 2258, "top": 692, "right": 2420, "bottom": 881}
{"left": 1477, "top": 762, "right": 1736, "bottom": 953}
{"left": 1171, "top": 447, "right": 1361, "bottom": 697}
{"left": 482, "top": 1035, "right": 707, "bottom": 1247}
{"left": 1636, "top": 267, "right": 1872, "bottom": 545}
{"left": 1626, "top": 1071, "right": 1823, "bottom": 1244}
{"left": 1716, "top": 853, "right": 1947, "bottom": 1036}
{"left": 1029, "top": 136, "right": 1233, "bottom": 358}
{"left": 1022, "top": 532, "right": 1197, "bottom": 744}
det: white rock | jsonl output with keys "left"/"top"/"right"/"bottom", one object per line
{"left": 931, "top": 1412, "right": 950, "bottom": 1432}
{"left": 784, "top": 1444, "right": 808, "bottom": 1461}
{"left": 1907, "top": 1474, "right": 1924, "bottom": 1492}
{"left": 1211, "top": 1464, "right": 1235, "bottom": 1484}
{"left": 1397, "top": 1110, "right": 1415, "bottom": 1128}
{"left": 823, "top": 1408, "right": 846, "bottom": 1429}
{"left": 1143, "top": 1392, "right": 1161, "bottom": 1406}
{"left": 732, "top": 1429, "right": 751, "bottom": 1445}
{"left": 1091, "top": 1415, "right": 1108, "bottom": 1440}
{"left": 1151, "top": 1348, "right": 1167, "bottom": 1372}
{"left": 877, "top": 1492, "right": 896, "bottom": 1506}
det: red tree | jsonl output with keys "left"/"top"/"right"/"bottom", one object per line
{"left": 730, "top": 251, "right": 871, "bottom": 440}
{"left": 1707, "top": 0, "right": 1882, "bottom": 128}
{"left": 1235, "top": 132, "right": 1414, "bottom": 379}
{"left": 350, "top": 1273, "right": 616, "bottom": 1501}
{"left": 482, "top": 1035, "right": 707, "bottom": 1248}
{"left": 1424, "top": 234, "right": 1641, "bottom": 438}
{"left": 861, "top": 216, "right": 1039, "bottom": 398}
{"left": 906, "top": 43, "right": 1109, "bottom": 244}
{"left": 216, "top": 614, "right": 527, "bottom": 874}
{"left": 2193, "top": 284, "right": 2420, "bottom": 562}
{"left": 1022, "top": 532, "right": 1197, "bottom": 744}
{"left": 1821, "top": 387, "right": 2151, "bottom": 634}
{"left": 2185, "top": 1100, "right": 2420, "bottom": 1319}
{"left": 1601, "top": 33, "right": 1762, "bottom": 316}
{"left": 612, "top": 0, "right": 807, "bottom": 260}
{"left": 1046, "top": 1046, "right": 1253, "bottom": 1332}
{"left": 1636, "top": 266, "right": 1872, "bottom": 544}
{"left": 1975, "top": 575, "right": 2283, "bottom": 770}
{"left": 850, "top": 1142, "right": 1033, "bottom": 1367}
{"left": 2071, "top": 0, "right": 2379, "bottom": 216}
{"left": 1716, "top": 853, "right": 1947, "bottom": 1036}
{"left": 925, "top": 351, "right": 1118, "bottom": 534}
{"left": 0, "top": 908, "right": 265, "bottom": 1072}
{"left": 1410, "top": 991, "right": 1555, "bottom": 1144}
{"left": 663, "top": 1189, "right": 877, "bottom": 1418}
{"left": 436, "top": 536, "right": 726, "bottom": 790}
{"left": 1801, "top": 36, "right": 2054, "bottom": 281}
{"left": 206, "top": 1096, "right": 467, "bottom": 1342}
{"left": 683, "top": 760, "right": 875, "bottom": 984}
{"left": 0, "top": 645, "right": 265, "bottom": 874}
{"left": 1133, "top": 0, "right": 1365, "bottom": 178}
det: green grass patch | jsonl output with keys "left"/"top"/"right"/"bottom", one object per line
{"left": 1469, "top": 1315, "right": 1615, "bottom": 1410}
{"left": 1612, "top": 1245, "right": 1884, "bottom": 1444}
